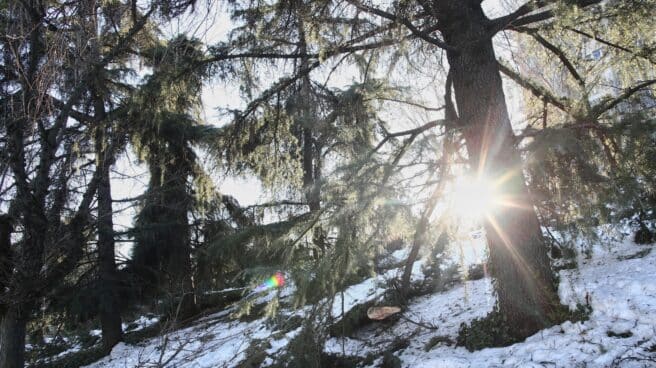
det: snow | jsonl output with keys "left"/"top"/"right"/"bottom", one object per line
{"left": 123, "top": 315, "right": 160, "bottom": 333}
{"left": 87, "top": 314, "right": 274, "bottom": 368}
{"left": 328, "top": 236, "right": 656, "bottom": 368}
{"left": 389, "top": 248, "right": 410, "bottom": 263}
{"left": 82, "top": 231, "right": 656, "bottom": 368}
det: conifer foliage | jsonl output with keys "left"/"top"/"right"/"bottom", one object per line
{"left": 0, "top": 0, "right": 655, "bottom": 366}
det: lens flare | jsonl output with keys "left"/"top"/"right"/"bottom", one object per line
{"left": 448, "top": 175, "right": 499, "bottom": 220}
{"left": 254, "top": 272, "right": 285, "bottom": 292}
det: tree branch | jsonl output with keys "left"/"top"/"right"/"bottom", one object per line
{"left": 344, "top": 0, "right": 454, "bottom": 51}
{"left": 372, "top": 120, "right": 445, "bottom": 153}
{"left": 487, "top": 0, "right": 550, "bottom": 34}
{"left": 591, "top": 79, "right": 656, "bottom": 118}
{"left": 525, "top": 30, "right": 585, "bottom": 88}
{"left": 565, "top": 27, "right": 656, "bottom": 64}
{"left": 497, "top": 60, "right": 570, "bottom": 113}
{"left": 498, "top": 0, "right": 603, "bottom": 30}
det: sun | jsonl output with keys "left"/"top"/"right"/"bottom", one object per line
{"left": 447, "top": 175, "right": 499, "bottom": 221}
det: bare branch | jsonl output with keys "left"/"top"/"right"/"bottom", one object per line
{"left": 344, "top": 0, "right": 454, "bottom": 51}
{"left": 565, "top": 27, "right": 656, "bottom": 64}
{"left": 497, "top": 0, "right": 603, "bottom": 31}
{"left": 497, "top": 60, "right": 570, "bottom": 113}
{"left": 369, "top": 97, "right": 445, "bottom": 112}
{"left": 487, "top": 0, "right": 550, "bottom": 34}
{"left": 372, "top": 120, "right": 445, "bottom": 153}
{"left": 525, "top": 30, "right": 585, "bottom": 88}
{"left": 591, "top": 79, "right": 656, "bottom": 118}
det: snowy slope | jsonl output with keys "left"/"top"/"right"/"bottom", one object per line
{"left": 83, "top": 236, "right": 656, "bottom": 368}
{"left": 333, "top": 238, "right": 656, "bottom": 368}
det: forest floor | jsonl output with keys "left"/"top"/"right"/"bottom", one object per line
{"left": 36, "top": 224, "right": 656, "bottom": 368}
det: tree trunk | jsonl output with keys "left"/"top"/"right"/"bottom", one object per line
{"left": 163, "top": 170, "right": 197, "bottom": 320}
{"left": 95, "top": 121, "right": 123, "bottom": 352}
{"left": 167, "top": 235, "right": 197, "bottom": 321}
{"left": 85, "top": 0, "right": 122, "bottom": 348}
{"left": 0, "top": 304, "right": 28, "bottom": 368}
{"left": 401, "top": 92, "right": 455, "bottom": 297}
{"left": 400, "top": 182, "right": 442, "bottom": 296}
{"left": 437, "top": 1, "right": 560, "bottom": 340}
{"left": 302, "top": 126, "right": 321, "bottom": 212}
{"left": 0, "top": 215, "right": 12, "bottom": 298}
{"left": 298, "top": 20, "right": 321, "bottom": 213}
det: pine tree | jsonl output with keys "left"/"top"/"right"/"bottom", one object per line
{"left": 505, "top": 2, "right": 656, "bottom": 235}
{"left": 212, "top": 0, "right": 656, "bottom": 343}
{"left": 128, "top": 36, "right": 218, "bottom": 319}
{"left": 0, "top": 0, "right": 196, "bottom": 365}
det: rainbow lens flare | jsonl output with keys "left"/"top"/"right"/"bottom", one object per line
{"left": 255, "top": 272, "right": 285, "bottom": 292}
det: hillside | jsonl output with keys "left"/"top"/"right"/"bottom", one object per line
{"left": 47, "top": 225, "right": 656, "bottom": 368}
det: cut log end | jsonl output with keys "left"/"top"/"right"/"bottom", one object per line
{"left": 366, "top": 306, "right": 401, "bottom": 321}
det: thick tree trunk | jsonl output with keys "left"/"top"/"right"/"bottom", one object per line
{"left": 0, "top": 304, "right": 28, "bottom": 368}
{"left": 85, "top": 0, "right": 121, "bottom": 348}
{"left": 437, "top": 1, "right": 560, "bottom": 340}
{"left": 95, "top": 122, "right": 123, "bottom": 352}
{"left": 164, "top": 171, "right": 197, "bottom": 320}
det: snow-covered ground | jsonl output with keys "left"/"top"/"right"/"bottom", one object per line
{"left": 82, "top": 233, "right": 656, "bottom": 368}
{"left": 328, "top": 237, "right": 656, "bottom": 368}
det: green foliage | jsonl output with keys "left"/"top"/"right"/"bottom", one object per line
{"left": 381, "top": 352, "right": 402, "bottom": 368}
{"left": 516, "top": 0, "right": 656, "bottom": 246}
{"left": 238, "top": 339, "right": 272, "bottom": 368}
{"left": 569, "top": 303, "right": 593, "bottom": 323}
{"left": 127, "top": 34, "right": 223, "bottom": 308}
{"left": 457, "top": 303, "right": 592, "bottom": 351}
{"left": 15, "top": 0, "right": 656, "bottom": 364}
{"left": 277, "top": 323, "right": 325, "bottom": 368}
{"left": 634, "top": 222, "right": 655, "bottom": 244}
{"left": 456, "top": 311, "right": 519, "bottom": 351}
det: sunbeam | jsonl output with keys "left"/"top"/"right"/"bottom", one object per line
{"left": 447, "top": 174, "right": 500, "bottom": 221}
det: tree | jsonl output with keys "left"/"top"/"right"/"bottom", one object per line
{"left": 432, "top": 2, "right": 560, "bottom": 339}
{"left": 129, "top": 36, "right": 218, "bottom": 319}
{"left": 214, "top": 0, "right": 656, "bottom": 342}
{"left": 93, "top": 77, "right": 124, "bottom": 353}
{"left": 2, "top": 0, "right": 654, "bottom": 363}
{"left": 0, "top": 0, "right": 196, "bottom": 365}
{"left": 83, "top": 0, "right": 127, "bottom": 350}
{"left": 503, "top": 2, "right": 656, "bottom": 237}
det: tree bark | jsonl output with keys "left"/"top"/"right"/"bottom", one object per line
{"left": 0, "top": 215, "right": 12, "bottom": 298}
{"left": 88, "top": 0, "right": 123, "bottom": 339}
{"left": 401, "top": 83, "right": 456, "bottom": 296}
{"left": 400, "top": 170, "right": 446, "bottom": 296}
{"left": 436, "top": 0, "right": 560, "bottom": 340}
{"left": 1, "top": 2, "right": 46, "bottom": 364}
{"left": 163, "top": 168, "right": 197, "bottom": 320}
{"left": 94, "top": 105, "right": 123, "bottom": 352}
{"left": 297, "top": 16, "right": 321, "bottom": 213}
{"left": 0, "top": 304, "right": 28, "bottom": 368}
{"left": 302, "top": 126, "right": 321, "bottom": 212}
